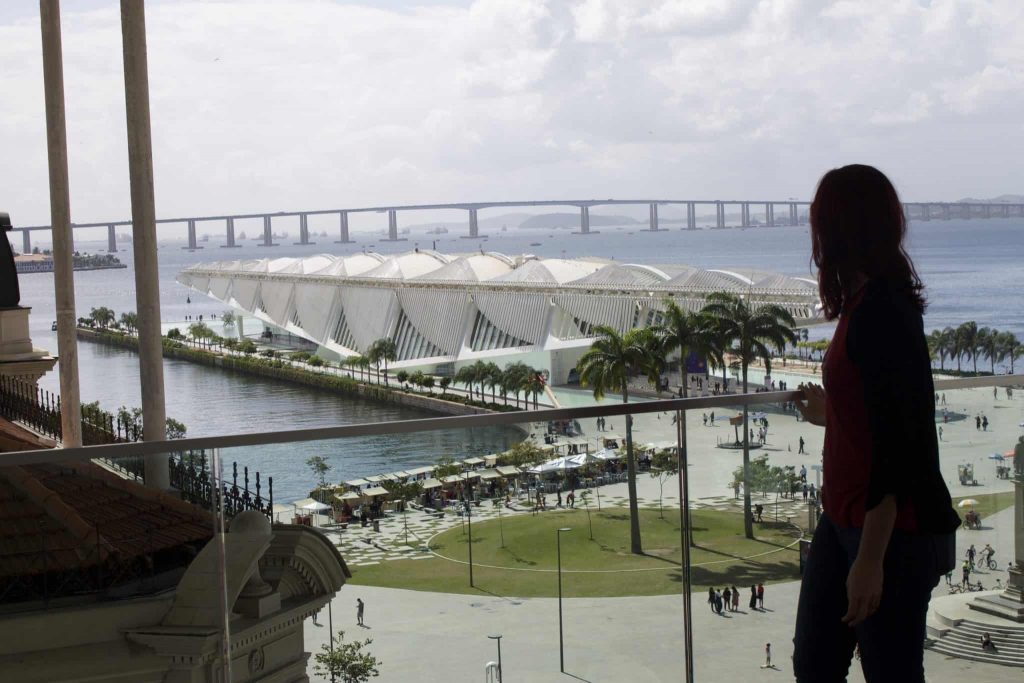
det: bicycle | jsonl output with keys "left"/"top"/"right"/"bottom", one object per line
{"left": 949, "top": 580, "right": 985, "bottom": 594}
{"left": 978, "top": 555, "right": 997, "bottom": 571}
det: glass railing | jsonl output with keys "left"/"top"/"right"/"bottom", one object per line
{"left": 0, "top": 375, "right": 1020, "bottom": 682}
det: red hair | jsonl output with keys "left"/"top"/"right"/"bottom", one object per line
{"left": 810, "top": 164, "right": 925, "bottom": 320}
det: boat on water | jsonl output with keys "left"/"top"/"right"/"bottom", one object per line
{"left": 15, "top": 252, "right": 127, "bottom": 274}
{"left": 529, "top": 242, "right": 542, "bottom": 247}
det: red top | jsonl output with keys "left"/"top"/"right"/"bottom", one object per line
{"left": 822, "top": 291, "right": 917, "bottom": 531}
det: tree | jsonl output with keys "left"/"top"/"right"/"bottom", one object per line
{"left": 438, "top": 376, "right": 451, "bottom": 396}
{"left": 368, "top": 338, "right": 397, "bottom": 386}
{"left": 167, "top": 327, "right": 183, "bottom": 340}
{"left": 655, "top": 302, "right": 717, "bottom": 544}
{"left": 422, "top": 375, "right": 435, "bottom": 394}
{"left": 188, "top": 322, "right": 215, "bottom": 347}
{"left": 977, "top": 327, "right": 1001, "bottom": 375}
{"left": 579, "top": 489, "right": 594, "bottom": 540}
{"left": 454, "top": 365, "right": 478, "bottom": 400}
{"left": 238, "top": 339, "right": 258, "bottom": 355}
{"left": 955, "top": 321, "right": 979, "bottom": 374}
{"left": 483, "top": 362, "right": 503, "bottom": 404}
{"left": 577, "top": 325, "right": 656, "bottom": 555}
{"left": 89, "top": 306, "right": 115, "bottom": 328}
{"left": 998, "top": 331, "right": 1021, "bottom": 373}
{"left": 497, "top": 440, "right": 545, "bottom": 468}
{"left": 649, "top": 448, "right": 679, "bottom": 519}
{"left": 307, "top": 355, "right": 325, "bottom": 368}
{"left": 395, "top": 370, "right": 409, "bottom": 388}
{"left": 434, "top": 456, "right": 461, "bottom": 480}
{"left": 502, "top": 361, "right": 530, "bottom": 408}
{"left": 223, "top": 337, "right": 238, "bottom": 350}
{"left": 524, "top": 367, "right": 546, "bottom": 408}
{"left": 166, "top": 417, "right": 187, "bottom": 440}
{"left": 313, "top": 630, "right": 381, "bottom": 683}
{"left": 119, "top": 311, "right": 138, "bottom": 333}
{"left": 306, "top": 456, "right": 332, "bottom": 494}
{"left": 701, "top": 291, "right": 797, "bottom": 539}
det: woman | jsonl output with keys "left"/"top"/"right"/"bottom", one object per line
{"left": 793, "top": 165, "right": 959, "bottom": 682}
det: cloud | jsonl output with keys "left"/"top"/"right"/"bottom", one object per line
{"left": 1, "top": 0, "right": 1022, "bottom": 229}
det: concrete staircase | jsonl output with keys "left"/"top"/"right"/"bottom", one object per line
{"left": 927, "top": 617, "right": 1024, "bottom": 667}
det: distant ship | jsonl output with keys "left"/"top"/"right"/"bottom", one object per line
{"left": 238, "top": 230, "right": 247, "bottom": 240}
{"left": 530, "top": 242, "right": 542, "bottom": 247}
{"left": 426, "top": 226, "right": 448, "bottom": 235}
{"left": 15, "top": 252, "right": 127, "bottom": 274}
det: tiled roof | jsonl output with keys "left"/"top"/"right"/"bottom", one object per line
{"left": 0, "top": 461, "right": 212, "bottom": 579}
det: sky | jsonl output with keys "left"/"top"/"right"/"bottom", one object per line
{"left": 2, "top": 0, "right": 1022, "bottom": 230}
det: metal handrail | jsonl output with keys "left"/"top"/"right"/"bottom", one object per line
{"left": 2, "top": 374, "right": 1019, "bottom": 468}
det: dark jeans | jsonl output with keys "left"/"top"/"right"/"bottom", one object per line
{"left": 793, "top": 515, "right": 940, "bottom": 683}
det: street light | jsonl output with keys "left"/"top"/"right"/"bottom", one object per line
{"left": 466, "top": 470, "right": 474, "bottom": 588}
{"left": 488, "top": 634, "right": 503, "bottom": 682}
{"left": 557, "top": 527, "right": 571, "bottom": 673}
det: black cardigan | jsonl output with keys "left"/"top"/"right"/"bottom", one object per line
{"left": 845, "top": 282, "right": 961, "bottom": 534}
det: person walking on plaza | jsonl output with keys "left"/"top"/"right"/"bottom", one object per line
{"left": 356, "top": 598, "right": 365, "bottom": 626}
{"left": 749, "top": 584, "right": 758, "bottom": 610}
{"left": 967, "top": 544, "right": 976, "bottom": 569}
{"left": 763, "top": 643, "right": 772, "bottom": 669}
{"left": 798, "top": 436, "right": 806, "bottom": 454}
{"left": 732, "top": 585, "right": 740, "bottom": 612}
{"left": 567, "top": 489, "right": 575, "bottom": 508}
{"left": 975, "top": 415, "right": 981, "bottom": 430}
{"left": 792, "top": 165, "right": 959, "bottom": 683}
{"left": 708, "top": 587, "right": 717, "bottom": 613}
{"left": 722, "top": 586, "right": 732, "bottom": 612}
{"left": 757, "top": 583, "right": 764, "bottom": 609}
{"left": 710, "top": 411, "right": 715, "bottom": 426}
{"left": 938, "top": 426, "right": 943, "bottom": 441}
{"left": 982, "top": 415, "right": 988, "bottom": 431}
{"left": 962, "top": 560, "right": 971, "bottom": 588}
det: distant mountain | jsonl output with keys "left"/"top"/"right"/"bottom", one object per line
{"left": 519, "top": 212, "right": 641, "bottom": 229}
{"left": 956, "top": 194, "right": 1024, "bottom": 203}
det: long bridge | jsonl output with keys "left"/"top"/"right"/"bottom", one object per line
{"left": 11, "top": 199, "right": 1024, "bottom": 253}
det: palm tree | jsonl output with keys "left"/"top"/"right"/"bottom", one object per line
{"left": 956, "top": 322, "right": 979, "bottom": 374}
{"left": 998, "top": 331, "right": 1021, "bottom": 374}
{"left": 484, "top": 362, "right": 503, "bottom": 404}
{"left": 701, "top": 292, "right": 797, "bottom": 539}
{"left": 977, "top": 327, "right": 1001, "bottom": 375}
{"left": 577, "top": 325, "right": 655, "bottom": 555}
{"left": 655, "top": 302, "right": 717, "bottom": 546}
{"left": 368, "top": 338, "right": 397, "bottom": 386}
{"left": 524, "top": 368, "right": 546, "bottom": 408}
{"left": 502, "top": 362, "right": 530, "bottom": 408}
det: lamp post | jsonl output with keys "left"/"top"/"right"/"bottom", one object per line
{"left": 557, "top": 527, "right": 571, "bottom": 672}
{"left": 488, "top": 634, "right": 503, "bottom": 682}
{"left": 466, "top": 471, "right": 474, "bottom": 588}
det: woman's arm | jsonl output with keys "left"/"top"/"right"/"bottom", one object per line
{"left": 796, "top": 382, "right": 827, "bottom": 426}
{"left": 842, "top": 494, "right": 896, "bottom": 627}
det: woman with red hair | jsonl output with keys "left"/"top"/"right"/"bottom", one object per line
{"left": 793, "top": 165, "right": 959, "bottom": 682}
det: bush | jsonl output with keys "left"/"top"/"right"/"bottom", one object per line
{"left": 260, "top": 349, "right": 277, "bottom": 358}
{"left": 307, "top": 356, "right": 325, "bottom": 367}
{"left": 167, "top": 328, "right": 183, "bottom": 340}
{"left": 238, "top": 340, "right": 258, "bottom": 355}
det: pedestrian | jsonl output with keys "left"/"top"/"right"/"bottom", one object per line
{"left": 982, "top": 415, "right": 988, "bottom": 431}
{"left": 710, "top": 411, "right": 715, "bottom": 426}
{"left": 556, "top": 490, "right": 563, "bottom": 508}
{"left": 962, "top": 560, "right": 971, "bottom": 588}
{"left": 732, "top": 585, "right": 740, "bottom": 612}
{"left": 792, "top": 166, "right": 960, "bottom": 682}
{"left": 938, "top": 426, "right": 943, "bottom": 441}
{"left": 976, "top": 415, "right": 981, "bottom": 430}
{"left": 702, "top": 413, "right": 707, "bottom": 427}
{"left": 803, "top": 483, "right": 809, "bottom": 501}
{"left": 708, "top": 587, "right": 717, "bottom": 613}
{"left": 763, "top": 643, "right": 772, "bottom": 668}
{"left": 715, "top": 590, "right": 724, "bottom": 614}
{"left": 749, "top": 584, "right": 757, "bottom": 610}
{"left": 356, "top": 598, "right": 364, "bottom": 626}
{"left": 567, "top": 489, "right": 575, "bottom": 508}
{"left": 798, "top": 436, "right": 805, "bottom": 454}
{"left": 312, "top": 608, "right": 320, "bottom": 626}
{"left": 967, "top": 544, "right": 976, "bottom": 569}
{"left": 757, "top": 583, "right": 764, "bottom": 609}
{"left": 722, "top": 586, "right": 732, "bottom": 611}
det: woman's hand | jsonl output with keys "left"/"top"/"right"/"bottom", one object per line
{"left": 796, "top": 383, "right": 827, "bottom": 426}
{"left": 842, "top": 557, "right": 884, "bottom": 627}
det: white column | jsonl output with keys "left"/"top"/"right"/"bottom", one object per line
{"left": 40, "top": 0, "right": 82, "bottom": 447}
{"left": 120, "top": 0, "right": 168, "bottom": 488}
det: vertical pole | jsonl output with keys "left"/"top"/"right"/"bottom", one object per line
{"left": 676, "top": 409, "right": 695, "bottom": 683}
{"left": 557, "top": 529, "right": 565, "bottom": 673}
{"left": 120, "top": 0, "right": 168, "bottom": 487}
{"left": 22, "top": 229, "right": 31, "bottom": 254}
{"left": 39, "top": 0, "right": 82, "bottom": 448}
{"left": 466, "top": 472, "right": 474, "bottom": 587}
{"left": 468, "top": 208, "right": 479, "bottom": 238}
{"left": 107, "top": 224, "right": 117, "bottom": 252}
{"left": 648, "top": 203, "right": 659, "bottom": 231}
{"left": 328, "top": 598, "right": 336, "bottom": 683}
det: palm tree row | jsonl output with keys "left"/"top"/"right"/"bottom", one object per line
{"left": 928, "top": 324, "right": 1022, "bottom": 374}
{"left": 578, "top": 292, "right": 797, "bottom": 553}
{"left": 454, "top": 360, "right": 546, "bottom": 408}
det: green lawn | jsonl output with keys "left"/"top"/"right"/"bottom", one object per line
{"left": 952, "top": 490, "right": 1016, "bottom": 523}
{"left": 347, "top": 508, "right": 802, "bottom": 598}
